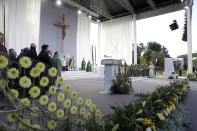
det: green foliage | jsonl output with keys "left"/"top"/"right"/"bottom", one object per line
{"left": 147, "top": 42, "right": 162, "bottom": 52}
{"left": 187, "top": 72, "right": 197, "bottom": 81}
{"left": 128, "top": 65, "right": 149, "bottom": 77}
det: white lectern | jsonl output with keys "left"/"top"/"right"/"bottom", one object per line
{"left": 100, "top": 59, "right": 121, "bottom": 94}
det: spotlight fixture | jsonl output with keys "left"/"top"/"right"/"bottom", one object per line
{"left": 88, "top": 15, "right": 92, "bottom": 19}
{"left": 169, "top": 20, "right": 179, "bottom": 31}
{"left": 56, "top": 0, "right": 62, "bottom": 5}
{"left": 78, "top": 10, "right": 82, "bottom": 15}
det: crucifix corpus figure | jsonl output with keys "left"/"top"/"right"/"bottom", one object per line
{"left": 56, "top": 14, "right": 69, "bottom": 53}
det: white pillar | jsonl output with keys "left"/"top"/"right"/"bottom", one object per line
{"left": 187, "top": 7, "right": 192, "bottom": 73}
{"left": 132, "top": 14, "right": 137, "bottom": 64}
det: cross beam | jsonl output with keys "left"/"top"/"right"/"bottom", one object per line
{"left": 145, "top": 0, "right": 156, "bottom": 9}
{"left": 113, "top": 0, "right": 134, "bottom": 13}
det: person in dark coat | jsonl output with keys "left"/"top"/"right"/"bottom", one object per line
{"left": 38, "top": 44, "right": 53, "bottom": 66}
{"left": 27, "top": 43, "right": 37, "bottom": 59}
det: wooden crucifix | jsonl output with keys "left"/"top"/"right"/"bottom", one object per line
{"left": 55, "top": 14, "right": 69, "bottom": 53}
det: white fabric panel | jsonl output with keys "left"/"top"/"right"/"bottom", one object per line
{"left": 6, "top": 0, "right": 41, "bottom": 54}
{"left": 98, "top": 16, "right": 133, "bottom": 65}
{"left": 0, "top": 0, "right": 4, "bottom": 33}
{"left": 76, "top": 12, "right": 91, "bottom": 68}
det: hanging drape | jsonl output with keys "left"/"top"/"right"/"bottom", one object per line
{"left": 98, "top": 16, "right": 133, "bottom": 65}
{"left": 0, "top": 0, "right": 4, "bottom": 34}
{"left": 76, "top": 12, "right": 91, "bottom": 68}
{"left": 4, "top": 0, "right": 41, "bottom": 54}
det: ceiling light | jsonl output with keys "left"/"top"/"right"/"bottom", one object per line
{"left": 56, "top": 0, "right": 62, "bottom": 5}
{"left": 88, "top": 15, "right": 92, "bottom": 19}
{"left": 78, "top": 10, "right": 82, "bottom": 15}
{"left": 97, "top": 19, "right": 100, "bottom": 22}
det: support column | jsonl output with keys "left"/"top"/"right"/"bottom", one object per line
{"left": 132, "top": 14, "right": 137, "bottom": 64}
{"left": 187, "top": 7, "right": 192, "bottom": 73}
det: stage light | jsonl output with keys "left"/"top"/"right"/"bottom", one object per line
{"left": 88, "top": 15, "right": 92, "bottom": 19}
{"left": 56, "top": 0, "right": 62, "bottom": 5}
{"left": 78, "top": 10, "right": 82, "bottom": 15}
{"left": 169, "top": 20, "right": 179, "bottom": 31}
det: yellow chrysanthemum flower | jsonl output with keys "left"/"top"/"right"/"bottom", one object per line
{"left": 57, "top": 93, "right": 65, "bottom": 102}
{"left": 19, "top": 98, "right": 30, "bottom": 107}
{"left": 156, "top": 113, "right": 165, "bottom": 121}
{"left": 10, "top": 89, "right": 19, "bottom": 101}
{"left": 56, "top": 109, "right": 64, "bottom": 119}
{"left": 90, "top": 104, "right": 96, "bottom": 112}
{"left": 64, "top": 99, "right": 71, "bottom": 109}
{"left": 95, "top": 109, "right": 101, "bottom": 117}
{"left": 76, "top": 97, "right": 83, "bottom": 105}
{"left": 80, "top": 107, "right": 86, "bottom": 115}
{"left": 47, "top": 120, "right": 57, "bottom": 130}
{"left": 48, "top": 86, "right": 56, "bottom": 95}
{"left": 48, "top": 102, "right": 57, "bottom": 112}
{"left": 18, "top": 118, "right": 30, "bottom": 130}
{"left": 19, "top": 76, "right": 31, "bottom": 88}
{"left": 70, "top": 106, "right": 77, "bottom": 115}
{"left": 36, "top": 62, "right": 45, "bottom": 72}
{"left": 39, "top": 95, "right": 49, "bottom": 106}
{"left": 76, "top": 119, "right": 83, "bottom": 126}
{"left": 30, "top": 67, "right": 41, "bottom": 78}
{"left": 30, "top": 124, "right": 40, "bottom": 131}
{"left": 0, "top": 79, "right": 6, "bottom": 88}
{"left": 85, "top": 112, "right": 91, "bottom": 120}
{"left": 7, "top": 68, "right": 19, "bottom": 79}
{"left": 70, "top": 91, "right": 78, "bottom": 99}
{"left": 48, "top": 67, "right": 57, "bottom": 77}
{"left": 56, "top": 77, "right": 64, "bottom": 85}
{"left": 30, "top": 106, "right": 39, "bottom": 117}
{"left": 7, "top": 113, "right": 16, "bottom": 123}
{"left": 40, "top": 77, "right": 49, "bottom": 87}
{"left": 85, "top": 99, "right": 92, "bottom": 107}
{"left": 19, "top": 57, "right": 32, "bottom": 68}
{"left": 166, "top": 107, "right": 171, "bottom": 114}
{"left": 0, "top": 55, "right": 8, "bottom": 69}
{"left": 29, "top": 86, "right": 40, "bottom": 99}
{"left": 144, "top": 118, "right": 153, "bottom": 125}
{"left": 63, "top": 84, "right": 71, "bottom": 92}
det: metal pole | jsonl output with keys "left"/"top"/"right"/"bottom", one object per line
{"left": 187, "top": 6, "right": 192, "bottom": 73}
{"left": 133, "top": 14, "right": 137, "bottom": 64}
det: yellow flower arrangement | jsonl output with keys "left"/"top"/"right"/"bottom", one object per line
{"left": 48, "top": 102, "right": 57, "bottom": 112}
{"left": 18, "top": 118, "right": 30, "bottom": 130}
{"left": 29, "top": 86, "right": 40, "bottom": 99}
{"left": 95, "top": 109, "right": 101, "bottom": 117}
{"left": 80, "top": 107, "right": 86, "bottom": 115}
{"left": 85, "top": 112, "right": 91, "bottom": 120}
{"left": 10, "top": 89, "right": 19, "bottom": 101}
{"left": 7, "top": 68, "right": 19, "bottom": 79}
{"left": 70, "top": 106, "right": 77, "bottom": 115}
{"left": 47, "top": 120, "right": 57, "bottom": 130}
{"left": 40, "top": 77, "right": 49, "bottom": 87}
{"left": 156, "top": 113, "right": 165, "bottom": 121}
{"left": 30, "top": 106, "right": 39, "bottom": 117}
{"left": 70, "top": 91, "right": 78, "bottom": 99}
{"left": 56, "top": 76, "right": 64, "bottom": 85}
{"left": 48, "top": 86, "right": 56, "bottom": 95}
{"left": 19, "top": 98, "right": 30, "bottom": 107}
{"left": 171, "top": 104, "right": 176, "bottom": 110}
{"left": 0, "top": 79, "right": 6, "bottom": 89}
{"left": 39, "top": 95, "right": 49, "bottom": 106}
{"left": 36, "top": 62, "right": 45, "bottom": 72}
{"left": 168, "top": 101, "right": 173, "bottom": 105}
{"left": 76, "top": 119, "right": 83, "bottom": 126}
{"left": 19, "top": 57, "right": 32, "bottom": 68}
{"left": 7, "top": 113, "right": 16, "bottom": 123}
{"left": 57, "top": 93, "right": 65, "bottom": 102}
{"left": 85, "top": 99, "right": 92, "bottom": 107}
{"left": 64, "top": 99, "right": 71, "bottom": 109}
{"left": 56, "top": 109, "right": 64, "bottom": 119}
{"left": 48, "top": 67, "right": 57, "bottom": 77}
{"left": 144, "top": 118, "right": 153, "bottom": 125}
{"left": 63, "top": 84, "right": 71, "bottom": 93}
{"left": 30, "top": 124, "right": 40, "bottom": 131}
{"left": 76, "top": 97, "right": 83, "bottom": 105}
{"left": 90, "top": 104, "right": 96, "bottom": 112}
{"left": 19, "top": 76, "right": 31, "bottom": 88}
{"left": 0, "top": 55, "right": 8, "bottom": 69}
{"left": 163, "top": 110, "right": 168, "bottom": 116}
{"left": 166, "top": 107, "right": 171, "bottom": 114}
{"left": 30, "top": 67, "right": 41, "bottom": 78}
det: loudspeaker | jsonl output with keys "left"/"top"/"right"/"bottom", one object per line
{"left": 169, "top": 20, "right": 179, "bottom": 31}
